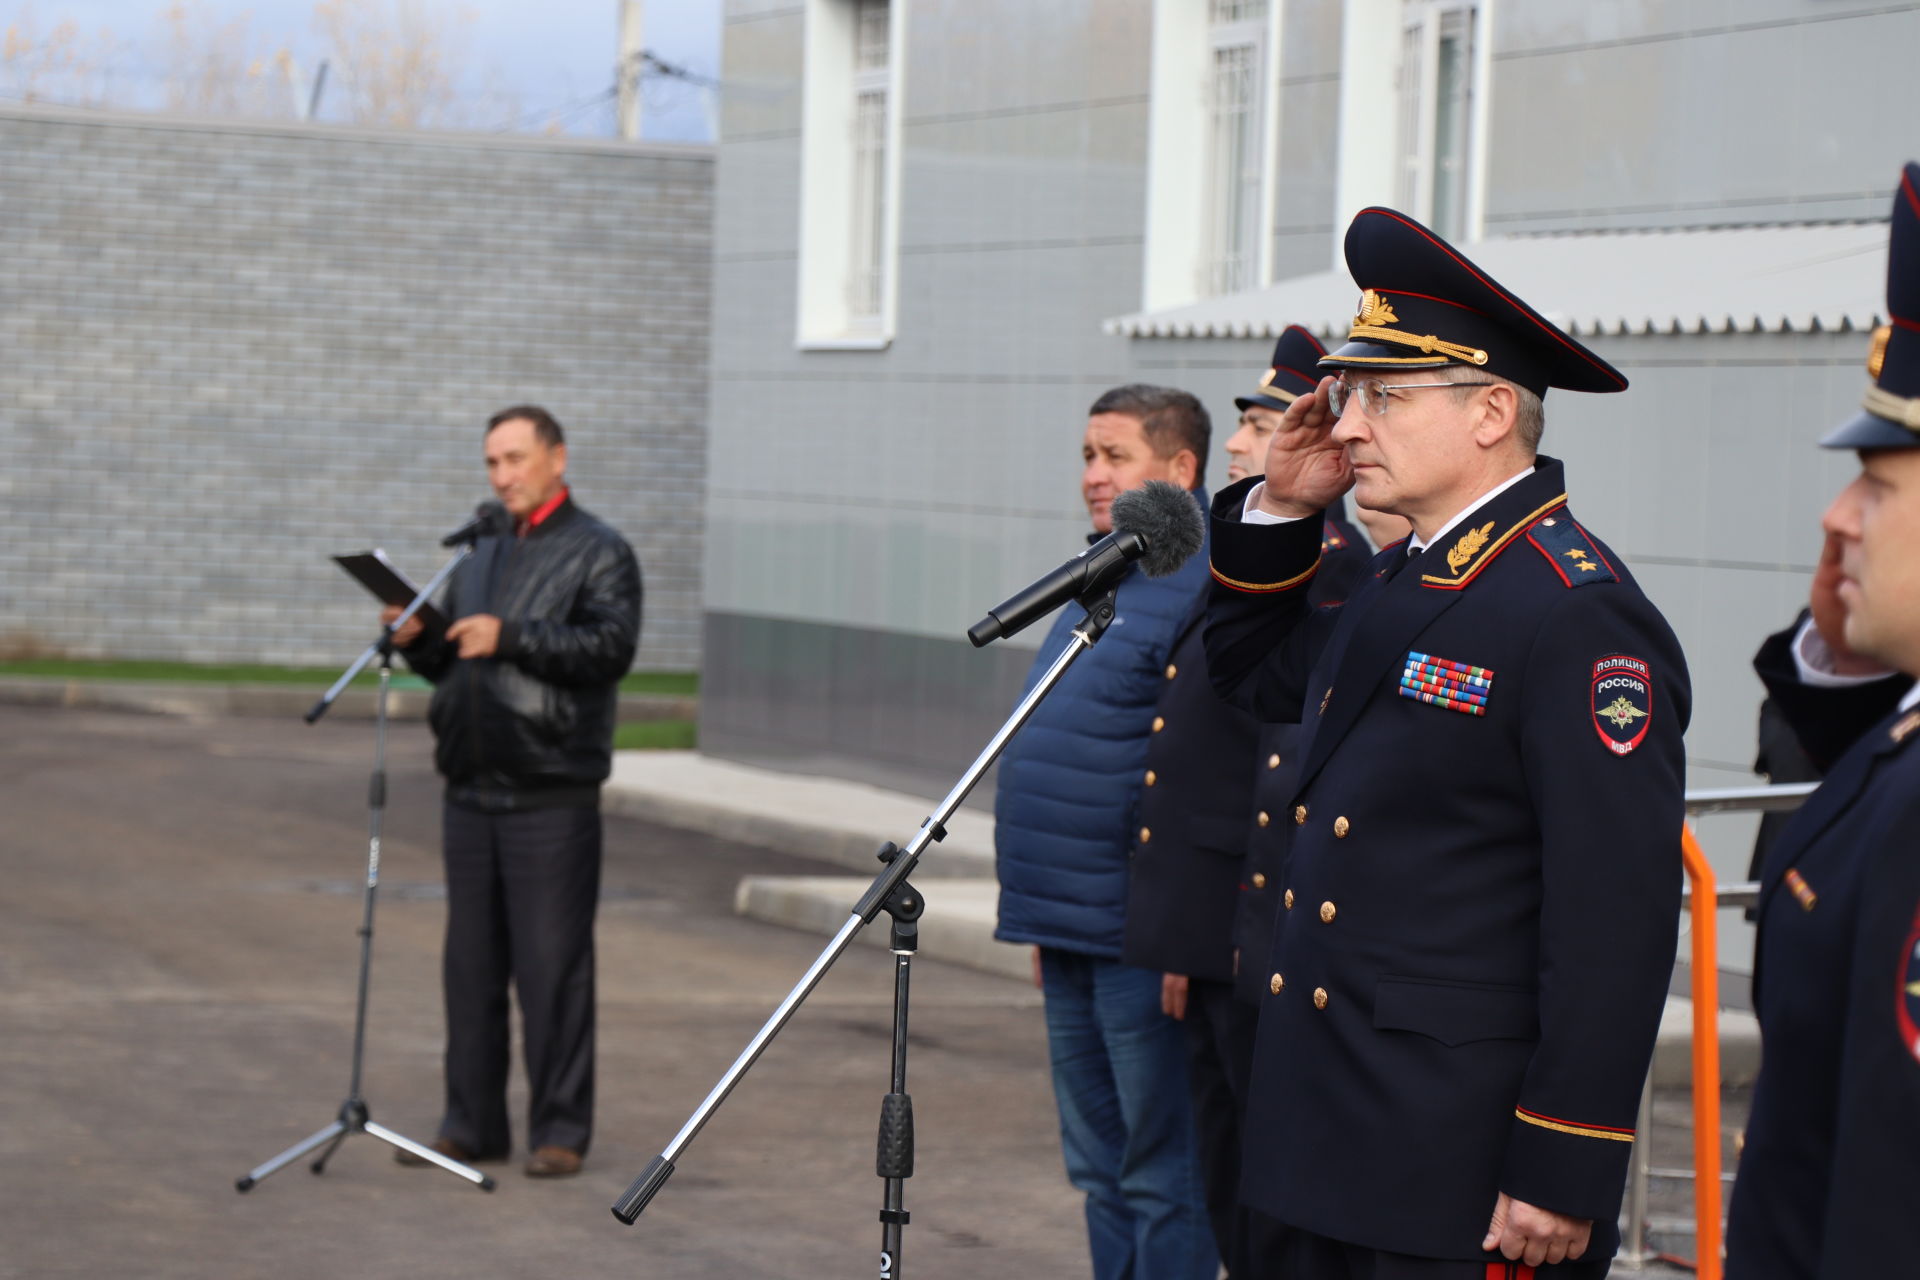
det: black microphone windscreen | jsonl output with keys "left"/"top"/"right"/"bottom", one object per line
{"left": 476, "top": 499, "right": 509, "bottom": 534}
{"left": 1110, "top": 481, "right": 1204, "bottom": 577}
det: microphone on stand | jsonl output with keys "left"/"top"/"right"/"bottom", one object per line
{"left": 967, "top": 480, "right": 1205, "bottom": 647}
{"left": 441, "top": 500, "right": 509, "bottom": 547}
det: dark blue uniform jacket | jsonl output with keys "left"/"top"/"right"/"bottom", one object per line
{"left": 1726, "top": 635, "right": 1920, "bottom": 1280}
{"left": 1204, "top": 458, "right": 1689, "bottom": 1261}
{"left": 994, "top": 495, "right": 1211, "bottom": 959}
{"left": 1124, "top": 509, "right": 1373, "bottom": 986}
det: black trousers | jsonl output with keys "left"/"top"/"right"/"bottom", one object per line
{"left": 438, "top": 801, "right": 601, "bottom": 1156}
{"left": 1187, "top": 978, "right": 1282, "bottom": 1280}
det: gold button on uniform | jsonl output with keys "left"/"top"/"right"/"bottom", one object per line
{"left": 1152, "top": 716, "right": 1165, "bottom": 733}
{"left": 1333, "top": 816, "right": 1351, "bottom": 838}
{"left": 1270, "top": 973, "right": 1285, "bottom": 995}
{"left": 1144, "top": 770, "right": 1157, "bottom": 787}
{"left": 1165, "top": 663, "right": 1178, "bottom": 680}
{"left": 1313, "top": 987, "right": 1329, "bottom": 1010}
{"left": 1257, "top": 811, "right": 1271, "bottom": 828}
{"left": 1267, "top": 753, "right": 1281, "bottom": 770}
{"left": 1294, "top": 805, "right": 1308, "bottom": 825}
{"left": 1139, "top": 827, "right": 1151, "bottom": 844}
{"left": 1283, "top": 889, "right": 1295, "bottom": 909}
{"left": 1251, "top": 872, "right": 1267, "bottom": 889}
{"left": 1319, "top": 901, "right": 1337, "bottom": 923}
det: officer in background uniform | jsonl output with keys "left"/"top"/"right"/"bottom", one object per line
{"left": 1726, "top": 162, "right": 1920, "bottom": 1280}
{"left": 1205, "top": 208, "right": 1690, "bottom": 1277}
{"left": 1122, "top": 330, "right": 1372, "bottom": 1280}
{"left": 1225, "top": 328, "right": 1392, "bottom": 1022}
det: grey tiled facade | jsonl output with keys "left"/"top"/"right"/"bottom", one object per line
{"left": 0, "top": 105, "right": 712, "bottom": 671}
{"left": 702, "top": 0, "right": 1919, "bottom": 978}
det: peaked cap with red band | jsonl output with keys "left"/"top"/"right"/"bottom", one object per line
{"left": 1236, "top": 324, "right": 1328, "bottom": 413}
{"left": 1318, "top": 207, "right": 1628, "bottom": 399}
{"left": 1824, "top": 161, "right": 1920, "bottom": 450}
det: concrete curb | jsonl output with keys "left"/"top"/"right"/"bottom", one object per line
{"left": 735, "top": 875, "right": 1029, "bottom": 982}
{"left": 737, "top": 873, "right": 1761, "bottom": 1087}
{"left": 0, "top": 675, "right": 694, "bottom": 724}
{"left": 604, "top": 751, "right": 996, "bottom": 878}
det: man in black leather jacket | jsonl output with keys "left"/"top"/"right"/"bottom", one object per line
{"left": 382, "top": 405, "right": 641, "bottom": 1178}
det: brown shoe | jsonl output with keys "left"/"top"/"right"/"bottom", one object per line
{"left": 393, "top": 1137, "right": 479, "bottom": 1167}
{"left": 524, "top": 1145, "right": 584, "bottom": 1178}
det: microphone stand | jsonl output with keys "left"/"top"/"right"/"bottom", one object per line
{"left": 236, "top": 541, "right": 494, "bottom": 1194}
{"left": 611, "top": 581, "right": 1123, "bottom": 1280}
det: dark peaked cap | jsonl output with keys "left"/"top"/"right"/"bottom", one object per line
{"left": 1317, "top": 207, "right": 1628, "bottom": 398}
{"left": 1824, "top": 161, "right": 1920, "bottom": 450}
{"left": 1236, "top": 325, "right": 1328, "bottom": 412}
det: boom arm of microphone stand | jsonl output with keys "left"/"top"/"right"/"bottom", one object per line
{"left": 305, "top": 543, "right": 476, "bottom": 725}
{"left": 609, "top": 583, "right": 1123, "bottom": 1226}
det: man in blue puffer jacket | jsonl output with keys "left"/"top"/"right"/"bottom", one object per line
{"left": 995, "top": 384, "right": 1218, "bottom": 1280}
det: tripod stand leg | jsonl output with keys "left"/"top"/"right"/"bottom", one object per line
{"left": 308, "top": 1127, "right": 349, "bottom": 1175}
{"left": 236, "top": 1120, "right": 347, "bottom": 1192}
{"left": 366, "top": 1121, "right": 496, "bottom": 1191}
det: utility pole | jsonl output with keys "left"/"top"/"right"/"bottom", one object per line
{"left": 616, "top": 0, "right": 644, "bottom": 140}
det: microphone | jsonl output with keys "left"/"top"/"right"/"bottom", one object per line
{"left": 441, "top": 500, "right": 509, "bottom": 547}
{"left": 967, "top": 480, "right": 1204, "bottom": 647}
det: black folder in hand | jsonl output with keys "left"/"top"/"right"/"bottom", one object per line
{"left": 333, "top": 550, "right": 447, "bottom": 631}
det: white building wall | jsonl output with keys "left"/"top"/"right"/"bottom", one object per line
{"left": 704, "top": 0, "right": 1917, "bottom": 971}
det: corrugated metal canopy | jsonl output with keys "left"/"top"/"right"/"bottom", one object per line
{"left": 1103, "top": 222, "right": 1890, "bottom": 341}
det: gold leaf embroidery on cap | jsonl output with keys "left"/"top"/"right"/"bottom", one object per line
{"left": 1868, "top": 324, "right": 1892, "bottom": 381}
{"left": 1356, "top": 290, "right": 1399, "bottom": 327}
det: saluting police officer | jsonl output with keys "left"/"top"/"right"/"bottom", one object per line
{"left": 1121, "top": 328, "right": 1372, "bottom": 1280}
{"left": 1205, "top": 208, "right": 1690, "bottom": 1278}
{"left": 1725, "top": 162, "right": 1920, "bottom": 1280}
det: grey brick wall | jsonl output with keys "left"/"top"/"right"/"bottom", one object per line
{"left": 0, "top": 104, "right": 711, "bottom": 671}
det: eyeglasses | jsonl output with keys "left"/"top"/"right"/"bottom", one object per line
{"left": 1329, "top": 375, "right": 1496, "bottom": 419}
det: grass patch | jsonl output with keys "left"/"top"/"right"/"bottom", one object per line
{"left": 0, "top": 658, "right": 385, "bottom": 685}
{"left": 0, "top": 657, "right": 699, "bottom": 697}
{"left": 619, "top": 671, "right": 699, "bottom": 696}
{"left": 614, "top": 718, "right": 697, "bottom": 751}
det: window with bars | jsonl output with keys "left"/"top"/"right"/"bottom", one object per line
{"left": 1396, "top": 0, "right": 1478, "bottom": 241}
{"left": 796, "top": 0, "right": 899, "bottom": 347}
{"left": 846, "top": 0, "right": 890, "bottom": 329}
{"left": 1201, "top": 0, "right": 1268, "bottom": 297}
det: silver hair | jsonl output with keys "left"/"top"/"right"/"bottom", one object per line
{"left": 1438, "top": 365, "right": 1545, "bottom": 453}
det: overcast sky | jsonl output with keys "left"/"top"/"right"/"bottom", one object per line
{"left": 2, "top": 0, "right": 723, "bottom": 141}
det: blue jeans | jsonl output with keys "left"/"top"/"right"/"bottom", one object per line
{"left": 1039, "top": 948, "right": 1218, "bottom": 1280}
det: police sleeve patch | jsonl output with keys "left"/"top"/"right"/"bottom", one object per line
{"left": 1898, "top": 905, "right": 1920, "bottom": 1064}
{"left": 1591, "top": 655, "right": 1653, "bottom": 755}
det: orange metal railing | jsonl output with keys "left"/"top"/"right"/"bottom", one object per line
{"left": 1679, "top": 823, "right": 1723, "bottom": 1280}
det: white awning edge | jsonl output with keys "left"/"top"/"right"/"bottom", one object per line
{"left": 1103, "top": 223, "right": 1890, "bottom": 343}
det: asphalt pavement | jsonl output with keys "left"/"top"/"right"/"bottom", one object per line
{"left": 1, "top": 704, "right": 1721, "bottom": 1277}
{"left": 0, "top": 706, "right": 1077, "bottom": 1279}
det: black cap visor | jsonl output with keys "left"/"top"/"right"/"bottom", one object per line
{"left": 1234, "top": 389, "right": 1299, "bottom": 413}
{"left": 1822, "top": 404, "right": 1920, "bottom": 450}
{"left": 1317, "top": 338, "right": 1454, "bottom": 374}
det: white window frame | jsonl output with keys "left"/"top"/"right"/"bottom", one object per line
{"left": 1201, "top": 8, "right": 1270, "bottom": 297}
{"left": 1396, "top": 0, "right": 1480, "bottom": 241}
{"left": 1332, "top": 0, "right": 1492, "bottom": 265}
{"left": 1141, "top": 0, "right": 1284, "bottom": 311}
{"left": 795, "top": 0, "right": 906, "bottom": 350}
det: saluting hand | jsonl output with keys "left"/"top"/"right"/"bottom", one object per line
{"left": 1256, "top": 375, "right": 1353, "bottom": 519}
{"left": 1483, "top": 1192, "right": 1591, "bottom": 1268}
